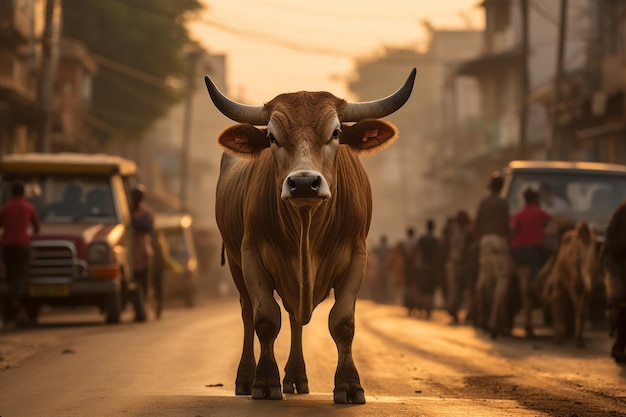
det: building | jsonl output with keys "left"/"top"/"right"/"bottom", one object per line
{"left": 47, "top": 37, "right": 97, "bottom": 151}
{"left": 429, "top": 0, "right": 591, "bottom": 217}
{"left": 552, "top": 0, "right": 626, "bottom": 164}
{"left": 348, "top": 27, "right": 483, "bottom": 242}
{"left": 0, "top": 0, "right": 46, "bottom": 155}
{"left": 0, "top": 0, "right": 97, "bottom": 155}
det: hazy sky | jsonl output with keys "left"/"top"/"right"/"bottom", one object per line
{"left": 189, "top": 0, "right": 484, "bottom": 103}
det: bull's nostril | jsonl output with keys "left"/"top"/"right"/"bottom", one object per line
{"left": 288, "top": 178, "right": 297, "bottom": 192}
{"left": 311, "top": 177, "right": 321, "bottom": 191}
{"left": 286, "top": 175, "right": 323, "bottom": 198}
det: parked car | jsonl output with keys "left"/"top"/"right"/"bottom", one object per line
{"left": 501, "top": 160, "right": 626, "bottom": 325}
{"left": 154, "top": 213, "right": 198, "bottom": 307}
{"left": 0, "top": 152, "right": 147, "bottom": 324}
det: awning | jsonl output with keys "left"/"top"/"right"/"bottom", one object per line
{"left": 455, "top": 49, "right": 521, "bottom": 77}
{"left": 576, "top": 123, "right": 626, "bottom": 141}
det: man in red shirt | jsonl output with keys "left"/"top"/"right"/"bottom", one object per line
{"left": 510, "top": 187, "right": 551, "bottom": 338}
{"left": 0, "top": 182, "right": 40, "bottom": 327}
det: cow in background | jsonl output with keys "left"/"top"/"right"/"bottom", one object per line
{"left": 205, "top": 69, "right": 416, "bottom": 403}
{"left": 542, "top": 222, "right": 597, "bottom": 347}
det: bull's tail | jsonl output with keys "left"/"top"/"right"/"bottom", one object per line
{"left": 221, "top": 242, "right": 225, "bottom": 266}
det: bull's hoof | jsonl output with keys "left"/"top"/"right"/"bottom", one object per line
{"left": 235, "top": 384, "right": 251, "bottom": 396}
{"left": 333, "top": 383, "right": 365, "bottom": 404}
{"left": 283, "top": 375, "right": 309, "bottom": 394}
{"left": 251, "top": 385, "right": 283, "bottom": 400}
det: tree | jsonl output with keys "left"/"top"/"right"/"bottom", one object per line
{"left": 62, "top": 0, "right": 204, "bottom": 141}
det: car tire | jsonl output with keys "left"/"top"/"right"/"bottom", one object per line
{"left": 105, "top": 292, "right": 121, "bottom": 324}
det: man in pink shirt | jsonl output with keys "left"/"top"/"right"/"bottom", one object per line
{"left": 0, "top": 182, "right": 40, "bottom": 327}
{"left": 510, "top": 187, "right": 551, "bottom": 337}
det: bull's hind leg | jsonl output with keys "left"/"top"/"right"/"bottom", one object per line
{"left": 228, "top": 263, "right": 256, "bottom": 395}
{"left": 283, "top": 314, "right": 309, "bottom": 394}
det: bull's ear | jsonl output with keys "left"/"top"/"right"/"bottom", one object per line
{"left": 217, "top": 124, "right": 268, "bottom": 159}
{"left": 340, "top": 119, "right": 398, "bottom": 155}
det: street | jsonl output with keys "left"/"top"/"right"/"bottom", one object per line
{"left": 0, "top": 296, "right": 624, "bottom": 417}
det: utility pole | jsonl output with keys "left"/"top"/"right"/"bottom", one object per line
{"left": 37, "top": 0, "right": 62, "bottom": 153}
{"left": 179, "top": 49, "right": 199, "bottom": 210}
{"left": 548, "top": 0, "right": 568, "bottom": 160}
{"left": 519, "top": 0, "right": 529, "bottom": 159}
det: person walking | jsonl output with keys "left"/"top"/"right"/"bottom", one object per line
{"left": 602, "top": 199, "right": 626, "bottom": 364}
{"left": 0, "top": 182, "right": 40, "bottom": 327}
{"left": 130, "top": 185, "right": 153, "bottom": 322}
{"left": 415, "top": 219, "right": 442, "bottom": 319}
{"left": 446, "top": 210, "right": 474, "bottom": 325}
{"left": 474, "top": 173, "right": 512, "bottom": 339}
{"left": 401, "top": 226, "right": 419, "bottom": 315}
{"left": 510, "top": 187, "right": 551, "bottom": 338}
{"left": 440, "top": 216, "right": 455, "bottom": 308}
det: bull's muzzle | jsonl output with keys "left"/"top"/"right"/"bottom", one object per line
{"left": 281, "top": 171, "right": 331, "bottom": 204}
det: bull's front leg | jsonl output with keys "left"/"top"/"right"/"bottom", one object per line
{"left": 283, "top": 314, "right": 309, "bottom": 394}
{"left": 243, "top": 250, "right": 283, "bottom": 400}
{"left": 570, "top": 275, "right": 591, "bottom": 349}
{"left": 329, "top": 248, "right": 366, "bottom": 405}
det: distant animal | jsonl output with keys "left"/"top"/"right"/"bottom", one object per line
{"left": 205, "top": 69, "right": 416, "bottom": 404}
{"left": 542, "top": 221, "right": 597, "bottom": 347}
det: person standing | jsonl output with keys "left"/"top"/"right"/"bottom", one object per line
{"left": 415, "top": 219, "right": 442, "bottom": 319}
{"left": 474, "top": 173, "right": 512, "bottom": 339}
{"left": 130, "top": 185, "right": 153, "bottom": 322}
{"left": 602, "top": 199, "right": 626, "bottom": 364}
{"left": 510, "top": 187, "right": 551, "bottom": 338}
{"left": 372, "top": 234, "right": 391, "bottom": 304}
{"left": 0, "top": 182, "right": 40, "bottom": 327}
{"left": 401, "top": 227, "right": 419, "bottom": 315}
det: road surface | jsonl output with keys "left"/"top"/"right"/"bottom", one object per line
{"left": 0, "top": 297, "right": 624, "bottom": 416}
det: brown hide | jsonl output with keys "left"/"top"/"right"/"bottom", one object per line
{"left": 543, "top": 222, "right": 597, "bottom": 346}
{"left": 216, "top": 142, "right": 374, "bottom": 324}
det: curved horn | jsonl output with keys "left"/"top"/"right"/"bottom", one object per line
{"left": 341, "top": 67, "right": 416, "bottom": 122}
{"left": 204, "top": 76, "right": 269, "bottom": 125}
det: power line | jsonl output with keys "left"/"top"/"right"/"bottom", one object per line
{"left": 246, "top": 0, "right": 477, "bottom": 22}
{"left": 82, "top": 112, "right": 126, "bottom": 136}
{"left": 91, "top": 53, "right": 176, "bottom": 89}
{"left": 195, "top": 17, "right": 359, "bottom": 58}
{"left": 98, "top": 70, "right": 170, "bottom": 107}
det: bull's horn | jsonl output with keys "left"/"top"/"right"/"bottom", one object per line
{"left": 341, "top": 67, "right": 416, "bottom": 122}
{"left": 204, "top": 76, "right": 269, "bottom": 125}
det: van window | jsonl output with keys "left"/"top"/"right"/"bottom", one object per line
{"left": 507, "top": 172, "right": 626, "bottom": 223}
{"left": 1, "top": 175, "right": 119, "bottom": 223}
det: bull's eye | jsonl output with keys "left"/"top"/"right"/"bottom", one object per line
{"left": 329, "top": 128, "right": 341, "bottom": 143}
{"left": 267, "top": 132, "right": 280, "bottom": 146}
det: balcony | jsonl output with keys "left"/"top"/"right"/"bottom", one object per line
{"left": 0, "top": 52, "right": 37, "bottom": 103}
{"left": 0, "top": 0, "right": 46, "bottom": 45}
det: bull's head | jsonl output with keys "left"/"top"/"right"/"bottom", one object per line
{"left": 205, "top": 69, "right": 416, "bottom": 208}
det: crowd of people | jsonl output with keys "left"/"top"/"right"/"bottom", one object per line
{"left": 366, "top": 172, "right": 626, "bottom": 365}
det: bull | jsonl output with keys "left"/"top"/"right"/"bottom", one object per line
{"left": 204, "top": 69, "right": 416, "bottom": 404}
{"left": 542, "top": 221, "right": 597, "bottom": 347}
